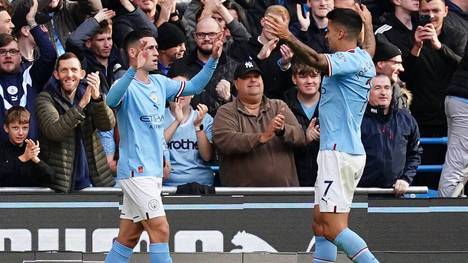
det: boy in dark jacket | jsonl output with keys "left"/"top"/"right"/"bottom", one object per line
{"left": 0, "top": 106, "right": 54, "bottom": 186}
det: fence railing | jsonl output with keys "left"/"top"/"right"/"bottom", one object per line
{"left": 417, "top": 137, "right": 448, "bottom": 173}
{"left": 0, "top": 186, "right": 429, "bottom": 195}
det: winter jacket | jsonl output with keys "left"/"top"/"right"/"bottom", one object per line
{"left": 35, "top": 79, "right": 116, "bottom": 192}
{"left": 358, "top": 102, "right": 423, "bottom": 188}
{"left": 0, "top": 26, "right": 56, "bottom": 142}
{"left": 283, "top": 88, "right": 319, "bottom": 186}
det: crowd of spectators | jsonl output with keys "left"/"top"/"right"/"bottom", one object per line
{"left": 0, "top": 0, "right": 466, "bottom": 197}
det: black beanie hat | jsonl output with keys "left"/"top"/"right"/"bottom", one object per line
{"left": 157, "top": 22, "right": 186, "bottom": 50}
{"left": 373, "top": 34, "right": 402, "bottom": 63}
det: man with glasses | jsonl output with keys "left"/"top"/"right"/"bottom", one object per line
{"left": 0, "top": 0, "right": 56, "bottom": 143}
{"left": 374, "top": 35, "right": 410, "bottom": 109}
{"left": 169, "top": 16, "right": 239, "bottom": 116}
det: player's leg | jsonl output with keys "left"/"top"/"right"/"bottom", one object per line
{"left": 312, "top": 152, "right": 338, "bottom": 263}
{"left": 129, "top": 176, "right": 172, "bottom": 263}
{"left": 105, "top": 186, "right": 144, "bottom": 263}
{"left": 141, "top": 216, "right": 172, "bottom": 263}
{"left": 316, "top": 151, "right": 379, "bottom": 263}
{"left": 312, "top": 205, "right": 337, "bottom": 263}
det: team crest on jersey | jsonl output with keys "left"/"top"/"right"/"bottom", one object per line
{"left": 150, "top": 92, "right": 158, "bottom": 104}
{"left": 7, "top": 85, "right": 18, "bottom": 95}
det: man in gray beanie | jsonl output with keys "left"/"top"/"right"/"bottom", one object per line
{"left": 374, "top": 35, "right": 411, "bottom": 109}
{"left": 156, "top": 22, "right": 186, "bottom": 75}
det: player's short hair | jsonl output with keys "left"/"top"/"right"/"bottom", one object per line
{"left": 123, "top": 30, "right": 155, "bottom": 53}
{"left": 4, "top": 106, "right": 30, "bottom": 125}
{"left": 327, "top": 8, "right": 363, "bottom": 40}
{"left": 0, "top": 33, "right": 16, "bottom": 48}
{"left": 55, "top": 52, "right": 81, "bottom": 70}
{"left": 265, "top": 5, "right": 290, "bottom": 23}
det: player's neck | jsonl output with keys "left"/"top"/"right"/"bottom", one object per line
{"left": 335, "top": 41, "right": 357, "bottom": 53}
{"left": 135, "top": 69, "right": 150, "bottom": 83}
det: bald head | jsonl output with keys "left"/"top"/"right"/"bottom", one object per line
{"left": 196, "top": 17, "right": 223, "bottom": 33}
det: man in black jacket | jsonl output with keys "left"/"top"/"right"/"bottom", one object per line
{"left": 359, "top": 74, "right": 423, "bottom": 196}
{"left": 169, "top": 16, "right": 238, "bottom": 117}
{"left": 403, "top": 0, "right": 466, "bottom": 188}
{"left": 438, "top": 42, "right": 468, "bottom": 197}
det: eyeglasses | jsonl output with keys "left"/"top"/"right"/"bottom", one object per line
{"left": 194, "top": 32, "right": 220, "bottom": 40}
{"left": 387, "top": 59, "right": 403, "bottom": 65}
{"left": 0, "top": 49, "right": 20, "bottom": 57}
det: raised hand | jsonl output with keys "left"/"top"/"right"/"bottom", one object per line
{"left": 306, "top": 117, "right": 320, "bottom": 142}
{"left": 26, "top": 0, "right": 38, "bottom": 26}
{"left": 354, "top": 3, "right": 372, "bottom": 25}
{"left": 296, "top": 4, "right": 310, "bottom": 31}
{"left": 136, "top": 40, "right": 149, "bottom": 70}
{"left": 193, "top": 104, "right": 208, "bottom": 129}
{"left": 257, "top": 38, "right": 279, "bottom": 60}
{"left": 86, "top": 71, "right": 101, "bottom": 100}
{"left": 211, "top": 40, "right": 223, "bottom": 59}
{"left": 94, "top": 8, "right": 116, "bottom": 23}
{"left": 263, "top": 14, "right": 291, "bottom": 40}
{"left": 421, "top": 23, "right": 442, "bottom": 50}
{"left": 215, "top": 79, "right": 231, "bottom": 102}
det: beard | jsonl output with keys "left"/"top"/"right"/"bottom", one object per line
{"left": 198, "top": 47, "right": 212, "bottom": 56}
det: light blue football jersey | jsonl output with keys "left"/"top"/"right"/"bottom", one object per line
{"left": 107, "top": 58, "right": 218, "bottom": 179}
{"left": 163, "top": 108, "right": 214, "bottom": 186}
{"left": 319, "top": 47, "right": 376, "bottom": 155}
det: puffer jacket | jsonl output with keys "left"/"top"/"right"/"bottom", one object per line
{"left": 358, "top": 101, "right": 423, "bottom": 188}
{"left": 35, "top": 79, "right": 115, "bottom": 192}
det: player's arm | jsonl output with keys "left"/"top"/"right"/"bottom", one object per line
{"left": 355, "top": 3, "right": 375, "bottom": 58}
{"left": 165, "top": 41, "right": 222, "bottom": 100}
{"left": 106, "top": 68, "right": 135, "bottom": 108}
{"left": 262, "top": 14, "right": 329, "bottom": 74}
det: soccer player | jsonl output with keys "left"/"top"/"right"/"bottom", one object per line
{"left": 265, "top": 6, "right": 379, "bottom": 263}
{"left": 104, "top": 30, "right": 222, "bottom": 263}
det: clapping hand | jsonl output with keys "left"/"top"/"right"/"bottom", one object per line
{"left": 306, "top": 117, "right": 320, "bottom": 142}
